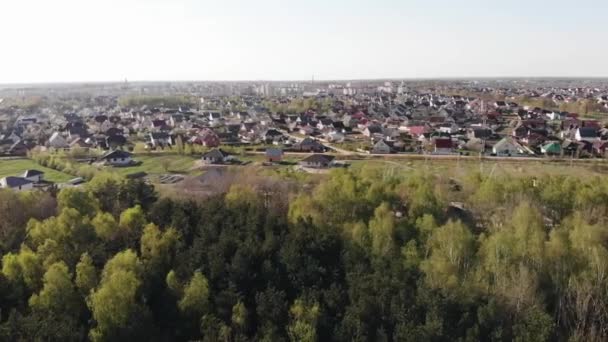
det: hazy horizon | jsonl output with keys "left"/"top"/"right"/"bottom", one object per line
{"left": 1, "top": 0, "right": 607, "bottom": 84}
{"left": 3, "top": 76, "right": 608, "bottom": 88}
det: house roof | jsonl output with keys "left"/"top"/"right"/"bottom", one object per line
{"left": 578, "top": 127, "right": 598, "bottom": 138}
{"left": 22, "top": 170, "right": 44, "bottom": 177}
{"left": 1, "top": 176, "right": 33, "bottom": 188}
{"left": 202, "top": 149, "right": 228, "bottom": 159}
{"left": 542, "top": 142, "right": 561, "bottom": 153}
{"left": 471, "top": 127, "right": 492, "bottom": 139}
{"left": 301, "top": 154, "right": 335, "bottom": 164}
{"left": 299, "top": 137, "right": 322, "bottom": 146}
{"left": 263, "top": 129, "right": 283, "bottom": 137}
{"left": 366, "top": 125, "right": 383, "bottom": 133}
{"left": 408, "top": 126, "right": 428, "bottom": 136}
{"left": 101, "top": 150, "right": 132, "bottom": 160}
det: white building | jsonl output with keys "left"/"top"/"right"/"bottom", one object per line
{"left": 0, "top": 177, "right": 34, "bottom": 191}
{"left": 99, "top": 150, "right": 133, "bottom": 166}
{"left": 22, "top": 170, "right": 44, "bottom": 183}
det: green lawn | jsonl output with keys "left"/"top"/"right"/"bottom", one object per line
{"left": 0, "top": 159, "right": 74, "bottom": 183}
{"left": 107, "top": 154, "right": 200, "bottom": 177}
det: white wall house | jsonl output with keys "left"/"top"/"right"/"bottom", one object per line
{"left": 0, "top": 177, "right": 34, "bottom": 191}
{"left": 22, "top": 170, "right": 44, "bottom": 183}
{"left": 100, "top": 150, "right": 133, "bottom": 166}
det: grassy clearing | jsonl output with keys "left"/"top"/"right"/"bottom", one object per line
{"left": 348, "top": 158, "right": 608, "bottom": 180}
{"left": 106, "top": 154, "right": 201, "bottom": 177}
{"left": 0, "top": 158, "right": 74, "bottom": 182}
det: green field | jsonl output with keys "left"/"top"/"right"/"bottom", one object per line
{"left": 0, "top": 158, "right": 74, "bottom": 182}
{"left": 347, "top": 158, "right": 608, "bottom": 179}
{"left": 107, "top": 154, "right": 201, "bottom": 177}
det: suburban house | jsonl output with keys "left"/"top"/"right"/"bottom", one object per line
{"left": 406, "top": 125, "right": 430, "bottom": 137}
{"left": 372, "top": 140, "right": 392, "bottom": 154}
{"left": 48, "top": 132, "right": 69, "bottom": 149}
{"left": 22, "top": 170, "right": 45, "bottom": 183}
{"left": 437, "top": 123, "right": 459, "bottom": 134}
{"left": 295, "top": 138, "right": 325, "bottom": 152}
{"left": 327, "top": 131, "right": 345, "bottom": 143}
{"left": 99, "top": 150, "right": 133, "bottom": 166}
{"left": 201, "top": 149, "right": 232, "bottom": 164}
{"left": 299, "top": 154, "right": 336, "bottom": 169}
{"left": 265, "top": 148, "right": 284, "bottom": 163}
{"left": 149, "top": 132, "right": 173, "bottom": 147}
{"left": 106, "top": 135, "right": 127, "bottom": 149}
{"left": 492, "top": 137, "right": 525, "bottom": 156}
{"left": 468, "top": 127, "right": 493, "bottom": 140}
{"left": 494, "top": 101, "right": 507, "bottom": 109}
{"left": 575, "top": 127, "right": 600, "bottom": 142}
{"left": 0, "top": 176, "right": 34, "bottom": 191}
{"left": 433, "top": 138, "right": 453, "bottom": 154}
{"left": 363, "top": 125, "right": 383, "bottom": 137}
{"left": 195, "top": 129, "right": 220, "bottom": 147}
{"left": 8, "top": 141, "right": 29, "bottom": 156}
{"left": 541, "top": 141, "right": 562, "bottom": 155}
{"left": 262, "top": 129, "right": 284, "bottom": 143}
{"left": 208, "top": 111, "right": 222, "bottom": 122}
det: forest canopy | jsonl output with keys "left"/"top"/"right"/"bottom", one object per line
{"left": 1, "top": 167, "right": 608, "bottom": 341}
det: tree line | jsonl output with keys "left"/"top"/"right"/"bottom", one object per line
{"left": 1, "top": 167, "right": 608, "bottom": 341}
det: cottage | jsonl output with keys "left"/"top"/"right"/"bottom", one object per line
{"left": 468, "top": 127, "right": 492, "bottom": 140}
{"left": 437, "top": 123, "right": 459, "bottom": 134}
{"left": 299, "top": 154, "right": 335, "bottom": 169}
{"left": 492, "top": 137, "right": 524, "bottom": 156}
{"left": 295, "top": 138, "right": 325, "bottom": 152}
{"left": 406, "top": 125, "right": 429, "bottom": 137}
{"left": 494, "top": 101, "right": 507, "bottom": 109}
{"left": 201, "top": 149, "right": 231, "bottom": 164}
{"left": 149, "top": 132, "right": 172, "bottom": 147}
{"left": 48, "top": 132, "right": 69, "bottom": 149}
{"left": 327, "top": 131, "right": 345, "bottom": 143}
{"left": 106, "top": 135, "right": 127, "bottom": 149}
{"left": 0, "top": 176, "right": 34, "bottom": 191}
{"left": 262, "top": 129, "right": 284, "bottom": 143}
{"left": 575, "top": 127, "right": 599, "bottom": 142}
{"left": 372, "top": 140, "right": 392, "bottom": 154}
{"left": 151, "top": 119, "right": 167, "bottom": 130}
{"left": 8, "top": 140, "right": 28, "bottom": 156}
{"left": 192, "top": 129, "right": 220, "bottom": 147}
{"left": 433, "top": 138, "right": 453, "bottom": 154}
{"left": 265, "top": 148, "right": 284, "bottom": 163}
{"left": 363, "top": 125, "right": 383, "bottom": 137}
{"left": 208, "top": 111, "right": 222, "bottom": 121}
{"left": 22, "top": 170, "right": 44, "bottom": 183}
{"left": 99, "top": 150, "right": 133, "bottom": 166}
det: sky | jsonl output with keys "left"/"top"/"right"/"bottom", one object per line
{"left": 0, "top": 0, "right": 607, "bottom": 83}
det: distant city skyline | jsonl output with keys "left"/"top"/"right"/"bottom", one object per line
{"left": 1, "top": 0, "right": 607, "bottom": 84}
